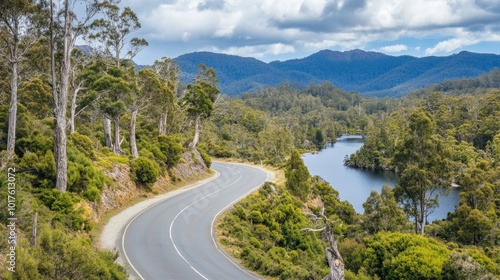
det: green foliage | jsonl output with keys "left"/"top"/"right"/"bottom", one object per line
{"left": 197, "top": 147, "right": 212, "bottom": 168}
{"left": 69, "top": 132, "right": 96, "bottom": 159}
{"left": 363, "top": 232, "right": 450, "bottom": 280}
{"left": 339, "top": 238, "right": 366, "bottom": 273}
{"left": 393, "top": 108, "right": 453, "bottom": 235}
{"left": 362, "top": 185, "right": 407, "bottom": 234}
{"left": 10, "top": 226, "right": 128, "bottom": 280}
{"left": 130, "top": 156, "right": 160, "bottom": 187}
{"left": 218, "top": 182, "right": 332, "bottom": 279}
{"left": 35, "top": 189, "right": 91, "bottom": 231}
{"left": 441, "top": 250, "right": 498, "bottom": 280}
{"left": 285, "top": 150, "right": 311, "bottom": 200}
{"left": 157, "top": 135, "right": 184, "bottom": 168}
{"left": 67, "top": 144, "right": 105, "bottom": 195}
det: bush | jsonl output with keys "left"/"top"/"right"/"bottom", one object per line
{"left": 67, "top": 145, "right": 105, "bottom": 195}
{"left": 197, "top": 147, "right": 212, "bottom": 168}
{"left": 158, "top": 135, "right": 184, "bottom": 168}
{"left": 130, "top": 157, "right": 160, "bottom": 187}
{"left": 363, "top": 232, "right": 450, "bottom": 280}
{"left": 69, "top": 132, "right": 96, "bottom": 159}
{"left": 35, "top": 189, "right": 91, "bottom": 231}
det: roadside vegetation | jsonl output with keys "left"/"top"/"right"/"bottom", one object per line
{"left": 1, "top": 0, "right": 499, "bottom": 279}
{"left": 218, "top": 78, "right": 500, "bottom": 279}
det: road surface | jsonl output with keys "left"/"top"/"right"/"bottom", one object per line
{"left": 121, "top": 162, "right": 269, "bottom": 280}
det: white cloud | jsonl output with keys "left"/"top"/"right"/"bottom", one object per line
{"left": 117, "top": 0, "right": 500, "bottom": 62}
{"left": 425, "top": 29, "right": 500, "bottom": 55}
{"left": 212, "top": 43, "right": 296, "bottom": 58}
{"left": 380, "top": 44, "right": 408, "bottom": 52}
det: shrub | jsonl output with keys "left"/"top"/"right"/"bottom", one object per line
{"left": 197, "top": 147, "right": 212, "bottom": 168}
{"left": 69, "top": 132, "right": 96, "bottom": 159}
{"left": 158, "top": 135, "right": 185, "bottom": 168}
{"left": 67, "top": 145, "right": 105, "bottom": 195}
{"left": 35, "top": 189, "right": 91, "bottom": 231}
{"left": 130, "top": 157, "right": 160, "bottom": 187}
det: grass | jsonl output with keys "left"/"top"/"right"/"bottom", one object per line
{"left": 212, "top": 157, "right": 284, "bottom": 185}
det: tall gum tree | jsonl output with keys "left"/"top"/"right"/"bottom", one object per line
{"left": 129, "top": 68, "right": 166, "bottom": 158}
{"left": 87, "top": 1, "right": 147, "bottom": 153}
{"left": 151, "top": 57, "right": 178, "bottom": 135}
{"left": 393, "top": 108, "right": 452, "bottom": 235}
{"left": 49, "top": 0, "right": 101, "bottom": 191}
{"left": 183, "top": 64, "right": 219, "bottom": 149}
{"left": 0, "top": 0, "right": 38, "bottom": 160}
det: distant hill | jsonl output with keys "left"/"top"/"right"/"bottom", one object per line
{"left": 174, "top": 49, "right": 500, "bottom": 97}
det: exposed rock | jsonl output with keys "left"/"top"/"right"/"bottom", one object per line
{"left": 172, "top": 149, "right": 207, "bottom": 180}
{"left": 89, "top": 150, "right": 208, "bottom": 223}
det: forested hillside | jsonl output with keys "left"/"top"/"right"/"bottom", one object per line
{"left": 175, "top": 49, "right": 500, "bottom": 96}
{"left": 0, "top": 1, "right": 212, "bottom": 278}
{"left": 218, "top": 85, "right": 500, "bottom": 279}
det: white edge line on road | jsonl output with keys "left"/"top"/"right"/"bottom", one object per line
{"left": 210, "top": 163, "right": 272, "bottom": 280}
{"left": 169, "top": 167, "right": 241, "bottom": 280}
{"left": 121, "top": 170, "right": 221, "bottom": 280}
{"left": 168, "top": 165, "right": 243, "bottom": 280}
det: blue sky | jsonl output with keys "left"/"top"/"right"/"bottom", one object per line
{"left": 114, "top": 0, "right": 500, "bottom": 65}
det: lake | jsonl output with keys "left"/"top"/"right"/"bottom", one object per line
{"left": 302, "top": 135, "right": 460, "bottom": 221}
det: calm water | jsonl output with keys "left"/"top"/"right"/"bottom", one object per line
{"left": 302, "top": 135, "right": 460, "bottom": 221}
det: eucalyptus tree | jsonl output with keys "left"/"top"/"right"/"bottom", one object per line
{"left": 0, "top": 0, "right": 39, "bottom": 159}
{"left": 68, "top": 49, "right": 97, "bottom": 133}
{"left": 87, "top": 0, "right": 147, "bottom": 150}
{"left": 151, "top": 57, "right": 179, "bottom": 135}
{"left": 183, "top": 64, "right": 219, "bottom": 149}
{"left": 393, "top": 108, "right": 452, "bottom": 235}
{"left": 362, "top": 185, "right": 406, "bottom": 234}
{"left": 129, "top": 68, "right": 166, "bottom": 158}
{"left": 49, "top": 0, "right": 101, "bottom": 191}
{"left": 93, "top": 64, "right": 131, "bottom": 154}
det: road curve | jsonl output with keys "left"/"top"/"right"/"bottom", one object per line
{"left": 121, "top": 162, "right": 269, "bottom": 280}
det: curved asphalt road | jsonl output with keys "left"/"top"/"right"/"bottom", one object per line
{"left": 121, "top": 162, "right": 269, "bottom": 280}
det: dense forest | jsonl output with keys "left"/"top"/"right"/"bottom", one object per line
{"left": 217, "top": 76, "right": 500, "bottom": 279}
{"left": 0, "top": 0, "right": 499, "bottom": 279}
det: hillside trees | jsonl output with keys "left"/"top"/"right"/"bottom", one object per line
{"left": 151, "top": 57, "right": 179, "bottom": 135}
{"left": 0, "top": 0, "right": 40, "bottom": 159}
{"left": 183, "top": 64, "right": 219, "bottom": 149}
{"left": 68, "top": 49, "right": 97, "bottom": 134}
{"left": 49, "top": 0, "right": 101, "bottom": 191}
{"left": 88, "top": 1, "right": 147, "bottom": 152}
{"left": 129, "top": 68, "right": 168, "bottom": 158}
{"left": 93, "top": 64, "right": 131, "bottom": 154}
{"left": 285, "top": 150, "right": 311, "bottom": 200}
{"left": 393, "top": 109, "right": 452, "bottom": 235}
{"left": 362, "top": 185, "right": 406, "bottom": 234}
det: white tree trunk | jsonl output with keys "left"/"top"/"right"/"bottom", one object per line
{"left": 6, "top": 60, "right": 18, "bottom": 159}
{"left": 69, "top": 87, "right": 78, "bottom": 133}
{"left": 325, "top": 232, "right": 344, "bottom": 280}
{"left": 188, "top": 114, "right": 201, "bottom": 149}
{"left": 130, "top": 109, "right": 139, "bottom": 158}
{"left": 113, "top": 117, "right": 121, "bottom": 154}
{"left": 51, "top": 0, "right": 72, "bottom": 192}
{"left": 103, "top": 117, "right": 113, "bottom": 149}
{"left": 158, "top": 111, "right": 167, "bottom": 135}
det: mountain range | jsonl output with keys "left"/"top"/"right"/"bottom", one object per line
{"left": 174, "top": 49, "right": 500, "bottom": 97}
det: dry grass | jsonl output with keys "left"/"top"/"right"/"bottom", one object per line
{"left": 213, "top": 157, "right": 285, "bottom": 185}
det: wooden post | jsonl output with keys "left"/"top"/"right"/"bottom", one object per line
{"left": 30, "top": 212, "right": 37, "bottom": 247}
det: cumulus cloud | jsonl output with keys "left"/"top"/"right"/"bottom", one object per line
{"left": 212, "top": 43, "right": 296, "bottom": 58}
{"left": 118, "top": 0, "right": 500, "bottom": 61}
{"left": 380, "top": 44, "right": 408, "bottom": 52}
{"left": 425, "top": 28, "right": 500, "bottom": 55}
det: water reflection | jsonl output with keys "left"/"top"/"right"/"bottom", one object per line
{"left": 302, "top": 135, "right": 459, "bottom": 221}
